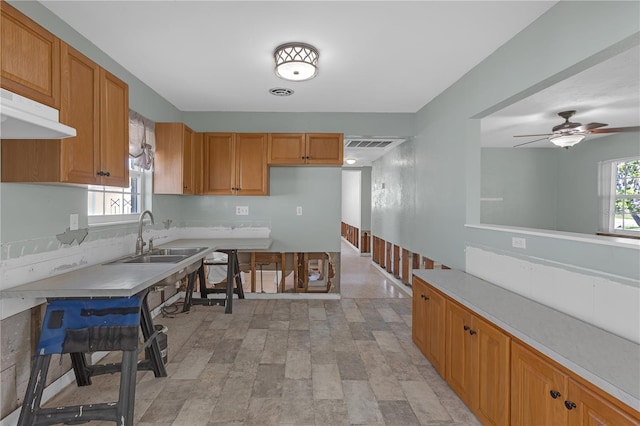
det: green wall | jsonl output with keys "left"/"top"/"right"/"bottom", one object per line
{"left": 481, "top": 133, "right": 640, "bottom": 234}
{"left": 371, "top": 1, "right": 640, "bottom": 281}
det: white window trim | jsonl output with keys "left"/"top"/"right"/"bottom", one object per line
{"left": 598, "top": 156, "right": 640, "bottom": 237}
{"left": 88, "top": 166, "right": 152, "bottom": 226}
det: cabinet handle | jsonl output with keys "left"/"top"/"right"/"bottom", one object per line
{"left": 564, "top": 401, "right": 576, "bottom": 410}
{"left": 424, "top": 296, "right": 430, "bottom": 301}
{"left": 463, "top": 325, "right": 470, "bottom": 331}
{"left": 550, "top": 390, "right": 561, "bottom": 399}
{"left": 104, "top": 171, "right": 110, "bottom": 177}
{"left": 96, "top": 171, "right": 103, "bottom": 176}
{"left": 469, "top": 329, "right": 477, "bottom": 336}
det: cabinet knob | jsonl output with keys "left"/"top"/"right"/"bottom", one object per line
{"left": 469, "top": 329, "right": 477, "bottom": 336}
{"left": 424, "top": 296, "right": 430, "bottom": 301}
{"left": 463, "top": 325, "right": 470, "bottom": 331}
{"left": 104, "top": 171, "right": 110, "bottom": 177}
{"left": 96, "top": 171, "right": 103, "bottom": 176}
{"left": 550, "top": 390, "right": 561, "bottom": 399}
{"left": 564, "top": 401, "right": 576, "bottom": 410}
{"left": 301, "top": 156, "right": 305, "bottom": 160}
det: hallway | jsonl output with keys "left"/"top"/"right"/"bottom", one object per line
{"left": 41, "top": 241, "right": 478, "bottom": 425}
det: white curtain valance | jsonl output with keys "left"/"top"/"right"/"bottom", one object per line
{"left": 129, "top": 110, "right": 155, "bottom": 170}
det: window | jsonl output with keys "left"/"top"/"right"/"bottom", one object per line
{"left": 599, "top": 157, "right": 640, "bottom": 236}
{"left": 88, "top": 160, "right": 150, "bottom": 224}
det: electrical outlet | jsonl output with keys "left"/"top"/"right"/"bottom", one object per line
{"left": 512, "top": 237, "right": 526, "bottom": 249}
{"left": 235, "top": 206, "right": 249, "bottom": 215}
{"left": 296, "top": 206, "right": 303, "bottom": 216}
{"left": 70, "top": 214, "right": 79, "bottom": 231}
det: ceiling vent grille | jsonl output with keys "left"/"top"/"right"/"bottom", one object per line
{"left": 347, "top": 140, "right": 394, "bottom": 148}
{"left": 344, "top": 137, "right": 406, "bottom": 149}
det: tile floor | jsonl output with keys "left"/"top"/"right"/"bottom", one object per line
{"left": 44, "top": 241, "right": 479, "bottom": 425}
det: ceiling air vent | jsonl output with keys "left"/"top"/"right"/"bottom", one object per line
{"left": 269, "top": 87, "right": 294, "bottom": 96}
{"left": 346, "top": 140, "right": 395, "bottom": 148}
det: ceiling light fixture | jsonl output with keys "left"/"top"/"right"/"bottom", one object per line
{"left": 549, "top": 133, "right": 586, "bottom": 148}
{"left": 345, "top": 158, "right": 356, "bottom": 165}
{"left": 274, "top": 42, "right": 319, "bottom": 82}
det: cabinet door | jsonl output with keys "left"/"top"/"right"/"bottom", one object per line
{"left": 425, "top": 286, "right": 446, "bottom": 377}
{"left": 1, "top": 1, "right": 60, "bottom": 108}
{"left": 59, "top": 43, "right": 100, "bottom": 184}
{"left": 305, "top": 133, "right": 344, "bottom": 165}
{"left": 475, "top": 317, "right": 511, "bottom": 426}
{"left": 566, "top": 380, "right": 639, "bottom": 426}
{"left": 446, "top": 301, "right": 476, "bottom": 407}
{"left": 203, "top": 133, "right": 234, "bottom": 195}
{"left": 511, "top": 342, "right": 568, "bottom": 426}
{"left": 268, "top": 133, "right": 306, "bottom": 165}
{"left": 412, "top": 278, "right": 429, "bottom": 354}
{"left": 235, "top": 133, "right": 268, "bottom": 195}
{"left": 192, "top": 132, "right": 203, "bottom": 195}
{"left": 154, "top": 122, "right": 186, "bottom": 194}
{"left": 182, "top": 126, "right": 194, "bottom": 194}
{"left": 99, "top": 69, "right": 129, "bottom": 187}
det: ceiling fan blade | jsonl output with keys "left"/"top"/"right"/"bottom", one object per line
{"left": 573, "top": 122, "right": 607, "bottom": 132}
{"left": 513, "top": 133, "right": 552, "bottom": 138}
{"left": 590, "top": 126, "right": 640, "bottom": 133}
{"left": 513, "top": 137, "right": 548, "bottom": 147}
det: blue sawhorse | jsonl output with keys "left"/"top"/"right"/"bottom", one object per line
{"left": 18, "top": 289, "right": 166, "bottom": 426}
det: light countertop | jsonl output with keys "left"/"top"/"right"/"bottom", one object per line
{"left": 413, "top": 269, "right": 640, "bottom": 412}
{"left": 0, "top": 238, "right": 271, "bottom": 299}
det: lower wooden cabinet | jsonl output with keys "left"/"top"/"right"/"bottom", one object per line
{"left": 413, "top": 278, "right": 639, "bottom": 426}
{"left": 446, "top": 300, "right": 510, "bottom": 426}
{"left": 512, "top": 341, "right": 639, "bottom": 426}
{"left": 511, "top": 341, "right": 568, "bottom": 426}
{"left": 412, "top": 277, "right": 446, "bottom": 376}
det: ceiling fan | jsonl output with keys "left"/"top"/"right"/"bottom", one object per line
{"left": 513, "top": 110, "right": 640, "bottom": 148}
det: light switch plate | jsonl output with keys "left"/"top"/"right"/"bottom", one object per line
{"left": 70, "top": 214, "right": 79, "bottom": 231}
{"left": 296, "top": 206, "right": 302, "bottom": 216}
{"left": 236, "top": 206, "right": 249, "bottom": 215}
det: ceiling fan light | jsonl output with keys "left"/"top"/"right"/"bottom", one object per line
{"left": 549, "top": 133, "right": 586, "bottom": 148}
{"left": 274, "top": 43, "right": 319, "bottom": 81}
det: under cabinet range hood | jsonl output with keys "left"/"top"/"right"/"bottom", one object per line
{"left": 0, "top": 88, "right": 76, "bottom": 139}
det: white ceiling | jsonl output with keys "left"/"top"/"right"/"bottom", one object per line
{"left": 481, "top": 45, "right": 640, "bottom": 148}
{"left": 38, "top": 1, "right": 563, "bottom": 164}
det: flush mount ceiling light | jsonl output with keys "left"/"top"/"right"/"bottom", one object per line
{"left": 345, "top": 158, "right": 357, "bottom": 165}
{"left": 274, "top": 42, "right": 319, "bottom": 81}
{"left": 549, "top": 133, "right": 586, "bottom": 148}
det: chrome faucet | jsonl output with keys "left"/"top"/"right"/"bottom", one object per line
{"left": 136, "top": 210, "right": 155, "bottom": 255}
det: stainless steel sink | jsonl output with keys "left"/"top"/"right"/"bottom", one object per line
{"left": 104, "top": 246, "right": 208, "bottom": 286}
{"left": 121, "top": 254, "right": 188, "bottom": 263}
{"left": 148, "top": 247, "right": 208, "bottom": 256}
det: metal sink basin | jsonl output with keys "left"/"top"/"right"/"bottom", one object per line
{"left": 149, "top": 247, "right": 208, "bottom": 256}
{"left": 104, "top": 247, "right": 208, "bottom": 286}
{"left": 121, "top": 254, "right": 188, "bottom": 263}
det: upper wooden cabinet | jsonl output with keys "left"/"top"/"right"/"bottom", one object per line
{"left": 1, "top": 1, "right": 60, "bottom": 108}
{"left": 268, "top": 133, "right": 343, "bottom": 165}
{"left": 154, "top": 123, "right": 199, "bottom": 195}
{"left": 1, "top": 43, "right": 129, "bottom": 187}
{"left": 202, "top": 132, "right": 268, "bottom": 196}
{"left": 412, "top": 276, "right": 446, "bottom": 377}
